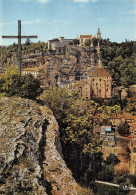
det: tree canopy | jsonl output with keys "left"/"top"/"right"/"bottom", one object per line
{"left": 0, "top": 67, "right": 42, "bottom": 99}
{"left": 100, "top": 39, "right": 136, "bottom": 87}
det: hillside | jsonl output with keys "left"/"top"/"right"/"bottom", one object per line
{"left": 0, "top": 39, "right": 136, "bottom": 88}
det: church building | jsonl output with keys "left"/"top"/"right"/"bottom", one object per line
{"left": 88, "top": 59, "right": 112, "bottom": 98}
{"left": 75, "top": 41, "right": 112, "bottom": 99}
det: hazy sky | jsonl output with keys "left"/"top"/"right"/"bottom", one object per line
{"left": 0, "top": 0, "right": 135, "bottom": 45}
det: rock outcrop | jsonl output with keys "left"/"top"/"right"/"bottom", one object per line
{"left": 1, "top": 46, "right": 98, "bottom": 88}
{"left": 0, "top": 97, "right": 92, "bottom": 194}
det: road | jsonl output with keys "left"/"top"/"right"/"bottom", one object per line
{"left": 95, "top": 180, "right": 136, "bottom": 191}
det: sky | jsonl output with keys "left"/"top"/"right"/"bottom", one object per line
{"left": 0, "top": 0, "right": 136, "bottom": 45}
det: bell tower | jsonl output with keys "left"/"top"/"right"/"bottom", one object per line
{"left": 97, "top": 28, "right": 101, "bottom": 43}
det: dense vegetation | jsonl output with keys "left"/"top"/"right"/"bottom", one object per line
{"left": 84, "top": 38, "right": 136, "bottom": 87}
{"left": 0, "top": 67, "right": 42, "bottom": 99}
{"left": 100, "top": 39, "right": 136, "bottom": 87}
{"left": 41, "top": 87, "right": 121, "bottom": 187}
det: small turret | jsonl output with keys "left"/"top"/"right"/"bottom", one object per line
{"left": 97, "top": 28, "right": 101, "bottom": 42}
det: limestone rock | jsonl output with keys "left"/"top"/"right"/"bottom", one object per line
{"left": 0, "top": 97, "right": 91, "bottom": 195}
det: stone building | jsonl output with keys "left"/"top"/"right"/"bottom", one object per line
{"left": 74, "top": 81, "right": 91, "bottom": 99}
{"left": 22, "top": 67, "right": 39, "bottom": 77}
{"left": 87, "top": 58, "right": 112, "bottom": 98}
{"left": 73, "top": 59, "right": 112, "bottom": 99}
{"left": 77, "top": 35, "right": 95, "bottom": 46}
{"left": 77, "top": 28, "right": 101, "bottom": 46}
{"left": 48, "top": 28, "right": 101, "bottom": 49}
{"left": 71, "top": 42, "right": 112, "bottom": 99}
{"left": 48, "top": 37, "right": 74, "bottom": 50}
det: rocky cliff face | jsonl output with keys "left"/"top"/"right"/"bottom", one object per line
{"left": 1, "top": 46, "right": 98, "bottom": 88}
{"left": 0, "top": 97, "right": 92, "bottom": 195}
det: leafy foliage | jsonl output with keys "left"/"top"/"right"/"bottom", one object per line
{"left": 73, "top": 39, "right": 80, "bottom": 45}
{"left": 98, "top": 164, "right": 114, "bottom": 182}
{"left": 104, "top": 153, "right": 120, "bottom": 165}
{"left": 100, "top": 39, "right": 136, "bottom": 87}
{"left": 98, "top": 154, "right": 120, "bottom": 182}
{"left": 21, "top": 74, "right": 42, "bottom": 99}
{"left": 84, "top": 39, "right": 92, "bottom": 46}
{"left": 42, "top": 86, "right": 105, "bottom": 155}
{"left": 41, "top": 86, "right": 122, "bottom": 186}
{"left": 0, "top": 67, "right": 42, "bottom": 99}
{"left": 117, "top": 122, "right": 130, "bottom": 136}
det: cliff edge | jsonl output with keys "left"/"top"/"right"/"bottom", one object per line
{"left": 0, "top": 97, "right": 91, "bottom": 195}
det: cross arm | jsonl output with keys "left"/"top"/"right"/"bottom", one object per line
{"left": 21, "top": 36, "right": 38, "bottom": 38}
{"left": 2, "top": 35, "right": 38, "bottom": 39}
{"left": 2, "top": 36, "right": 18, "bottom": 38}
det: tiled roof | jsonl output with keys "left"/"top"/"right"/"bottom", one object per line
{"left": 89, "top": 66, "right": 111, "bottom": 77}
{"left": 79, "top": 35, "right": 93, "bottom": 39}
{"left": 110, "top": 114, "right": 134, "bottom": 120}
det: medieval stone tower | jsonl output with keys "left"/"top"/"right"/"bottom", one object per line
{"left": 97, "top": 28, "right": 101, "bottom": 43}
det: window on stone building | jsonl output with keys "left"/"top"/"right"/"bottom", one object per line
{"left": 107, "top": 89, "right": 108, "bottom": 91}
{"left": 96, "top": 83, "right": 98, "bottom": 86}
{"left": 93, "top": 79, "right": 94, "bottom": 82}
{"left": 100, "top": 79, "right": 101, "bottom": 82}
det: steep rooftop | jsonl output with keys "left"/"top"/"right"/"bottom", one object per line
{"left": 89, "top": 59, "right": 111, "bottom": 77}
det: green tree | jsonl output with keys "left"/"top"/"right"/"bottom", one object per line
{"left": 84, "top": 39, "right": 92, "bottom": 46}
{"left": 0, "top": 67, "right": 42, "bottom": 99}
{"left": 98, "top": 164, "right": 114, "bottom": 182}
{"left": 0, "top": 67, "right": 21, "bottom": 96}
{"left": 98, "top": 154, "right": 120, "bottom": 182}
{"left": 120, "top": 62, "right": 136, "bottom": 87}
{"left": 64, "top": 99, "right": 102, "bottom": 154}
{"left": 117, "top": 122, "right": 130, "bottom": 136}
{"left": 41, "top": 86, "right": 76, "bottom": 123}
{"left": 21, "top": 74, "right": 42, "bottom": 99}
{"left": 104, "top": 153, "right": 120, "bottom": 165}
{"left": 25, "top": 38, "right": 31, "bottom": 46}
{"left": 73, "top": 39, "right": 79, "bottom": 45}
{"left": 41, "top": 86, "right": 122, "bottom": 186}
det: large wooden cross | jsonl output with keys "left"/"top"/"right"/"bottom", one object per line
{"left": 2, "top": 20, "right": 38, "bottom": 73}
